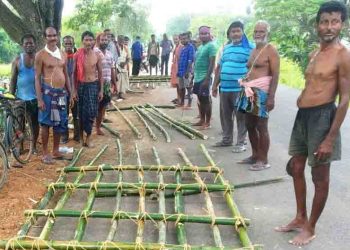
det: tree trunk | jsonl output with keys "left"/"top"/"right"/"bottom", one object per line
{"left": 0, "top": 0, "right": 64, "bottom": 48}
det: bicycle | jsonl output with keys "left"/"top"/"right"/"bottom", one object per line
{"left": 0, "top": 94, "right": 34, "bottom": 189}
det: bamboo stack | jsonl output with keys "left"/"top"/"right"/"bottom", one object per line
{"left": 112, "top": 102, "right": 142, "bottom": 139}
{"left": 133, "top": 106, "right": 157, "bottom": 141}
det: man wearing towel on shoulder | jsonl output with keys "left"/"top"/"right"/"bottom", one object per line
{"left": 35, "top": 27, "right": 74, "bottom": 164}
{"left": 237, "top": 21, "right": 280, "bottom": 171}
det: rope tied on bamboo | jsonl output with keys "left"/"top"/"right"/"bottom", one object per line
{"left": 234, "top": 216, "right": 248, "bottom": 232}
{"left": 174, "top": 213, "right": 186, "bottom": 226}
{"left": 224, "top": 181, "right": 233, "bottom": 194}
{"left": 203, "top": 208, "right": 217, "bottom": 227}
{"left": 214, "top": 168, "right": 224, "bottom": 183}
{"left": 156, "top": 164, "right": 164, "bottom": 173}
{"left": 192, "top": 165, "right": 199, "bottom": 173}
{"left": 48, "top": 183, "right": 56, "bottom": 193}
{"left": 98, "top": 241, "right": 122, "bottom": 250}
{"left": 80, "top": 210, "right": 94, "bottom": 221}
{"left": 25, "top": 210, "right": 37, "bottom": 224}
{"left": 79, "top": 166, "right": 86, "bottom": 175}
{"left": 97, "top": 164, "right": 105, "bottom": 174}
{"left": 65, "top": 183, "right": 76, "bottom": 192}
{"left": 183, "top": 243, "right": 192, "bottom": 250}
{"left": 116, "top": 181, "right": 123, "bottom": 191}
{"left": 44, "top": 209, "right": 56, "bottom": 220}
{"left": 89, "top": 181, "right": 99, "bottom": 192}
{"left": 65, "top": 240, "right": 88, "bottom": 250}
{"left": 5, "top": 236, "right": 53, "bottom": 250}
{"left": 157, "top": 182, "right": 165, "bottom": 191}
{"left": 111, "top": 211, "right": 138, "bottom": 225}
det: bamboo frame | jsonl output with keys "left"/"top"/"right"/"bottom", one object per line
{"left": 178, "top": 148, "right": 223, "bottom": 248}
{"left": 200, "top": 144, "right": 253, "bottom": 248}
{"left": 107, "top": 105, "right": 175, "bottom": 112}
{"left": 39, "top": 146, "right": 109, "bottom": 240}
{"left": 135, "top": 143, "right": 145, "bottom": 245}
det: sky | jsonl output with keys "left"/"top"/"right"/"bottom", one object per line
{"left": 63, "top": 0, "right": 252, "bottom": 33}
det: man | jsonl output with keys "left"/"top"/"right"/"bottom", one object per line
{"left": 61, "top": 35, "right": 80, "bottom": 143}
{"left": 95, "top": 33, "right": 116, "bottom": 135}
{"left": 148, "top": 34, "right": 160, "bottom": 76}
{"left": 212, "top": 21, "right": 254, "bottom": 152}
{"left": 104, "top": 29, "right": 119, "bottom": 64}
{"left": 116, "top": 35, "right": 130, "bottom": 100}
{"left": 73, "top": 31, "right": 103, "bottom": 147}
{"left": 160, "top": 33, "right": 174, "bottom": 75}
{"left": 10, "top": 34, "right": 39, "bottom": 155}
{"left": 131, "top": 36, "right": 143, "bottom": 76}
{"left": 275, "top": 1, "right": 350, "bottom": 246}
{"left": 237, "top": 21, "right": 280, "bottom": 171}
{"left": 192, "top": 26, "right": 217, "bottom": 129}
{"left": 177, "top": 32, "right": 195, "bottom": 108}
{"left": 170, "top": 35, "right": 183, "bottom": 103}
{"left": 35, "top": 27, "right": 73, "bottom": 164}
{"left": 123, "top": 36, "right": 131, "bottom": 76}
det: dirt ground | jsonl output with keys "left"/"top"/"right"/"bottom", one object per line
{"left": 0, "top": 84, "right": 174, "bottom": 239}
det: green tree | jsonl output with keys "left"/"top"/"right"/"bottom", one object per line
{"left": 254, "top": 0, "right": 326, "bottom": 69}
{"left": 0, "top": 29, "right": 20, "bottom": 63}
{"left": 0, "top": 0, "right": 64, "bottom": 47}
{"left": 166, "top": 14, "right": 192, "bottom": 36}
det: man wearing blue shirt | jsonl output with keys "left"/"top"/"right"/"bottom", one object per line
{"left": 212, "top": 21, "right": 255, "bottom": 151}
{"left": 131, "top": 36, "right": 143, "bottom": 76}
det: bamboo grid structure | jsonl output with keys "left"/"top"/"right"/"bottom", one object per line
{"left": 0, "top": 143, "right": 266, "bottom": 250}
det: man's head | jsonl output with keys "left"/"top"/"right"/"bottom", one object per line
{"left": 151, "top": 34, "right": 156, "bottom": 42}
{"left": 163, "top": 33, "right": 168, "bottom": 40}
{"left": 199, "top": 26, "right": 211, "bottom": 43}
{"left": 173, "top": 35, "right": 180, "bottom": 45}
{"left": 98, "top": 33, "right": 109, "bottom": 51}
{"left": 104, "top": 29, "right": 112, "bottom": 42}
{"left": 316, "top": 1, "right": 348, "bottom": 43}
{"left": 21, "top": 34, "right": 36, "bottom": 55}
{"left": 227, "top": 21, "right": 244, "bottom": 44}
{"left": 254, "top": 20, "right": 270, "bottom": 45}
{"left": 135, "top": 36, "right": 141, "bottom": 41}
{"left": 124, "top": 36, "right": 130, "bottom": 46}
{"left": 44, "top": 27, "right": 58, "bottom": 47}
{"left": 180, "top": 32, "right": 190, "bottom": 46}
{"left": 63, "top": 35, "right": 74, "bottom": 53}
{"left": 81, "top": 31, "right": 95, "bottom": 50}
{"left": 117, "top": 35, "right": 124, "bottom": 46}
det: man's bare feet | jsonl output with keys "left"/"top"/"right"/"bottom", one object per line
{"left": 96, "top": 129, "right": 105, "bottom": 136}
{"left": 289, "top": 225, "right": 316, "bottom": 246}
{"left": 192, "top": 121, "right": 204, "bottom": 126}
{"left": 200, "top": 123, "right": 211, "bottom": 130}
{"left": 274, "top": 218, "right": 307, "bottom": 232}
{"left": 182, "top": 106, "right": 192, "bottom": 110}
{"left": 52, "top": 152, "right": 64, "bottom": 160}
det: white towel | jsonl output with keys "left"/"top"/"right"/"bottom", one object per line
{"left": 45, "top": 45, "right": 62, "bottom": 60}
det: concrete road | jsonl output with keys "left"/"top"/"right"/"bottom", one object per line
{"left": 30, "top": 84, "right": 350, "bottom": 250}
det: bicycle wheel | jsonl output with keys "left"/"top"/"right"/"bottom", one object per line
{"left": 0, "top": 142, "right": 9, "bottom": 190}
{"left": 10, "top": 106, "right": 34, "bottom": 164}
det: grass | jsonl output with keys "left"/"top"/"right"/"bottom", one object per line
{"left": 279, "top": 57, "right": 305, "bottom": 89}
{"left": 0, "top": 64, "right": 11, "bottom": 78}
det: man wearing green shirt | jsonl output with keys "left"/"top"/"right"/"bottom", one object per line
{"left": 193, "top": 26, "right": 217, "bottom": 129}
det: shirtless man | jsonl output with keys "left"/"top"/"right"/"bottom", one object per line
{"left": 237, "top": 21, "right": 280, "bottom": 171}
{"left": 73, "top": 31, "right": 103, "bottom": 147}
{"left": 35, "top": 27, "right": 73, "bottom": 164}
{"left": 275, "top": 1, "right": 350, "bottom": 246}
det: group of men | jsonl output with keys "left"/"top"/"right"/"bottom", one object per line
{"left": 168, "top": 1, "right": 350, "bottom": 246}
{"left": 10, "top": 28, "right": 131, "bottom": 164}
{"left": 7, "top": 0, "right": 350, "bottom": 246}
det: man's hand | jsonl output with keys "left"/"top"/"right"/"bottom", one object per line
{"left": 119, "top": 62, "right": 125, "bottom": 68}
{"left": 37, "top": 99, "right": 45, "bottom": 110}
{"left": 98, "top": 91, "right": 103, "bottom": 101}
{"left": 314, "top": 139, "right": 333, "bottom": 162}
{"left": 111, "top": 84, "right": 117, "bottom": 94}
{"left": 212, "top": 86, "right": 218, "bottom": 98}
{"left": 266, "top": 98, "right": 275, "bottom": 111}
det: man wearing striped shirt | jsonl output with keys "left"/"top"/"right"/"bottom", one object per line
{"left": 212, "top": 21, "right": 255, "bottom": 151}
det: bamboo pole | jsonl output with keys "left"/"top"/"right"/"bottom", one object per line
{"left": 24, "top": 210, "right": 249, "bottom": 226}
{"left": 134, "top": 106, "right": 171, "bottom": 142}
{"left": 63, "top": 164, "right": 220, "bottom": 173}
{"left": 107, "top": 139, "right": 123, "bottom": 241}
{"left": 49, "top": 181, "right": 233, "bottom": 192}
{"left": 17, "top": 148, "right": 84, "bottom": 237}
{"left": 96, "top": 189, "right": 155, "bottom": 198}
{"left": 132, "top": 106, "right": 157, "bottom": 141}
{"left": 135, "top": 143, "right": 145, "bottom": 245}
{"left": 174, "top": 164, "right": 187, "bottom": 245}
{"left": 0, "top": 239, "right": 263, "bottom": 250}
{"left": 146, "top": 108, "right": 196, "bottom": 139}
{"left": 178, "top": 148, "right": 223, "bottom": 247}
{"left": 152, "top": 147, "right": 166, "bottom": 244}
{"left": 101, "top": 123, "right": 121, "bottom": 138}
{"left": 200, "top": 144, "right": 253, "bottom": 248}
{"left": 146, "top": 103, "right": 208, "bottom": 140}
{"left": 111, "top": 102, "right": 142, "bottom": 139}
{"left": 164, "top": 176, "right": 286, "bottom": 198}
{"left": 39, "top": 146, "right": 109, "bottom": 240}
{"left": 107, "top": 105, "right": 175, "bottom": 112}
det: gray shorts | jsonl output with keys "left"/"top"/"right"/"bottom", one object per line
{"left": 288, "top": 102, "right": 341, "bottom": 167}
{"left": 178, "top": 75, "right": 191, "bottom": 89}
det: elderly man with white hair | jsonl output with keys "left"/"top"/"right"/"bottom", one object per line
{"left": 237, "top": 20, "right": 280, "bottom": 171}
